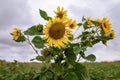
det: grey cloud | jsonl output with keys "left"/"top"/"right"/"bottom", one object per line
{"left": 68, "top": 5, "right": 93, "bottom": 21}
{"left": 0, "top": 43, "right": 36, "bottom": 62}
{"left": 0, "top": 0, "right": 35, "bottom": 61}
{"left": 0, "top": 0, "right": 33, "bottom": 29}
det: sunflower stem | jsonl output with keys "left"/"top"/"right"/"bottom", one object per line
{"left": 73, "top": 26, "right": 79, "bottom": 36}
{"left": 26, "top": 35, "right": 40, "bottom": 56}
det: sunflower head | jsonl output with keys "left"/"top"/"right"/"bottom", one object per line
{"left": 86, "top": 17, "right": 93, "bottom": 26}
{"left": 101, "top": 17, "right": 113, "bottom": 37}
{"left": 11, "top": 27, "right": 21, "bottom": 40}
{"left": 54, "top": 6, "right": 67, "bottom": 19}
{"left": 44, "top": 18, "right": 69, "bottom": 48}
{"left": 95, "top": 18, "right": 101, "bottom": 27}
{"left": 68, "top": 19, "right": 77, "bottom": 29}
{"left": 102, "top": 17, "right": 111, "bottom": 29}
{"left": 102, "top": 26, "right": 110, "bottom": 36}
{"left": 110, "top": 30, "right": 115, "bottom": 38}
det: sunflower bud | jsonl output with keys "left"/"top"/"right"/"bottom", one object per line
{"left": 68, "top": 34, "right": 74, "bottom": 40}
{"left": 102, "top": 40, "right": 107, "bottom": 46}
{"left": 36, "top": 24, "right": 43, "bottom": 32}
{"left": 41, "top": 49, "right": 50, "bottom": 56}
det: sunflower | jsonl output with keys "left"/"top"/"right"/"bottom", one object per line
{"left": 102, "top": 26, "right": 110, "bottom": 36}
{"left": 95, "top": 18, "right": 101, "bottom": 27}
{"left": 101, "top": 17, "right": 112, "bottom": 36}
{"left": 110, "top": 30, "right": 115, "bottom": 38}
{"left": 54, "top": 6, "right": 67, "bottom": 19}
{"left": 86, "top": 17, "right": 92, "bottom": 26}
{"left": 44, "top": 18, "right": 70, "bottom": 48}
{"left": 102, "top": 17, "right": 111, "bottom": 29}
{"left": 11, "top": 27, "right": 21, "bottom": 40}
{"left": 67, "top": 19, "right": 77, "bottom": 29}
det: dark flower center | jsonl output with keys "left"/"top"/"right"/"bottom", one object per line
{"left": 57, "top": 13, "right": 63, "bottom": 18}
{"left": 49, "top": 23, "right": 65, "bottom": 39}
{"left": 70, "top": 24, "right": 74, "bottom": 28}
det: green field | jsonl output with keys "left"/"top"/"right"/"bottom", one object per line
{"left": 0, "top": 60, "right": 120, "bottom": 80}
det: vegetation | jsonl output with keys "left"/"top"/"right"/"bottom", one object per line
{"left": 0, "top": 60, "right": 120, "bottom": 80}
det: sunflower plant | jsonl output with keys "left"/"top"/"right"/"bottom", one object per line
{"left": 11, "top": 6, "right": 115, "bottom": 80}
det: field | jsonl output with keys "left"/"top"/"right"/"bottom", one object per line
{"left": 0, "top": 60, "right": 120, "bottom": 80}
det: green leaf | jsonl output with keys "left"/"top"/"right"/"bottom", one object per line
{"left": 74, "top": 63, "right": 86, "bottom": 72}
{"left": 72, "top": 44, "right": 82, "bottom": 54}
{"left": 15, "top": 36, "right": 26, "bottom": 42}
{"left": 64, "top": 72, "right": 79, "bottom": 80}
{"left": 24, "top": 26, "right": 43, "bottom": 36}
{"left": 91, "top": 20, "right": 98, "bottom": 26}
{"left": 30, "top": 58, "right": 35, "bottom": 61}
{"left": 32, "top": 36, "right": 44, "bottom": 48}
{"left": 81, "top": 31, "right": 90, "bottom": 41}
{"left": 49, "top": 46, "right": 61, "bottom": 56}
{"left": 66, "top": 52, "right": 76, "bottom": 64}
{"left": 36, "top": 56, "right": 45, "bottom": 61}
{"left": 83, "top": 22, "right": 88, "bottom": 30}
{"left": 96, "top": 36, "right": 112, "bottom": 41}
{"left": 100, "top": 30, "right": 104, "bottom": 36}
{"left": 39, "top": 9, "right": 51, "bottom": 20}
{"left": 45, "top": 55, "right": 52, "bottom": 63}
{"left": 77, "top": 23, "right": 82, "bottom": 26}
{"left": 85, "top": 54, "right": 96, "bottom": 61}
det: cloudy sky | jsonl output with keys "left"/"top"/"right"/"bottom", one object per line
{"left": 0, "top": 0, "right": 120, "bottom": 62}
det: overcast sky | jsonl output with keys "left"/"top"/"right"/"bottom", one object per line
{"left": 0, "top": 0, "right": 120, "bottom": 62}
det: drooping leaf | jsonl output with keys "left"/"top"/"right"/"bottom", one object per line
{"left": 39, "top": 9, "right": 51, "bottom": 20}
{"left": 32, "top": 36, "right": 44, "bottom": 48}
{"left": 85, "top": 54, "right": 96, "bottom": 61}
{"left": 24, "top": 26, "right": 43, "bottom": 36}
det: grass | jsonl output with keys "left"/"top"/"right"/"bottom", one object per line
{"left": 83, "top": 61, "right": 120, "bottom": 80}
{"left": 0, "top": 60, "right": 120, "bottom": 80}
